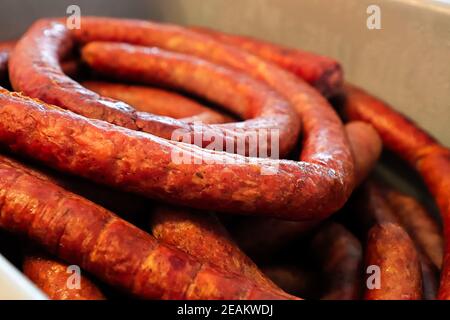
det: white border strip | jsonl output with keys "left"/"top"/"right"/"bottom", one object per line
{"left": 0, "top": 254, "right": 48, "bottom": 300}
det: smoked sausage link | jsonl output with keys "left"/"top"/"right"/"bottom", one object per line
{"left": 364, "top": 223, "right": 422, "bottom": 300}
{"left": 9, "top": 17, "right": 355, "bottom": 220}
{"left": 23, "top": 253, "right": 106, "bottom": 300}
{"left": 151, "top": 206, "right": 280, "bottom": 291}
{"left": 0, "top": 88, "right": 343, "bottom": 220}
{"left": 0, "top": 156, "right": 296, "bottom": 300}
{"left": 343, "top": 84, "right": 450, "bottom": 299}
{"left": 82, "top": 81, "right": 233, "bottom": 124}
{"left": 70, "top": 17, "right": 354, "bottom": 209}
{"left": 10, "top": 19, "right": 300, "bottom": 157}
{"left": 384, "top": 189, "right": 443, "bottom": 270}
{"left": 231, "top": 121, "right": 381, "bottom": 255}
{"left": 189, "top": 26, "right": 343, "bottom": 97}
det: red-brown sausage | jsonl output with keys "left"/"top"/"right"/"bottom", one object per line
{"left": 81, "top": 42, "right": 300, "bottom": 158}
{"left": 189, "top": 26, "right": 343, "bottom": 97}
{"left": 354, "top": 181, "right": 434, "bottom": 299}
{"left": 0, "top": 152, "right": 149, "bottom": 218}
{"left": 342, "top": 84, "right": 448, "bottom": 166}
{"left": 0, "top": 157, "right": 296, "bottom": 300}
{"left": 135, "top": 83, "right": 282, "bottom": 292}
{"left": 0, "top": 88, "right": 342, "bottom": 221}
{"left": 137, "top": 86, "right": 283, "bottom": 292}
{"left": 10, "top": 20, "right": 300, "bottom": 158}
{"left": 383, "top": 189, "right": 443, "bottom": 270}
{"left": 418, "top": 152, "right": 450, "bottom": 299}
{"left": 231, "top": 121, "right": 381, "bottom": 255}
{"left": 71, "top": 18, "right": 349, "bottom": 175}
{"left": 0, "top": 40, "right": 79, "bottom": 81}
{"left": 143, "top": 94, "right": 291, "bottom": 290}
{"left": 364, "top": 223, "right": 422, "bottom": 300}
{"left": 23, "top": 252, "right": 106, "bottom": 300}
{"left": 3, "top": 149, "right": 284, "bottom": 298}
{"left": 345, "top": 122, "right": 382, "bottom": 186}
{"left": 9, "top": 18, "right": 355, "bottom": 219}
{"left": 343, "top": 84, "right": 450, "bottom": 299}
{"left": 82, "top": 81, "right": 233, "bottom": 124}
{"left": 150, "top": 206, "right": 279, "bottom": 291}
{"left": 382, "top": 190, "right": 441, "bottom": 300}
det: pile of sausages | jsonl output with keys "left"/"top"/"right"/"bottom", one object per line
{"left": 0, "top": 16, "right": 448, "bottom": 300}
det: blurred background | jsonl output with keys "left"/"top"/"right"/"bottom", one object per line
{"left": 0, "top": 0, "right": 449, "bottom": 146}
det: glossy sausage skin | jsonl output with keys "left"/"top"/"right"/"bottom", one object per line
{"left": 10, "top": 20, "right": 299, "bottom": 158}
{"left": 343, "top": 84, "right": 447, "bottom": 165}
{"left": 418, "top": 152, "right": 450, "bottom": 299}
{"left": 343, "top": 84, "right": 450, "bottom": 299}
{"left": 3, "top": 149, "right": 281, "bottom": 298}
{"left": 0, "top": 157, "right": 296, "bottom": 300}
{"left": 355, "top": 181, "right": 439, "bottom": 299}
{"left": 142, "top": 88, "right": 281, "bottom": 292}
{"left": 71, "top": 17, "right": 356, "bottom": 212}
{"left": 384, "top": 190, "right": 442, "bottom": 299}
{"left": 23, "top": 253, "right": 106, "bottom": 300}
{"left": 189, "top": 26, "right": 343, "bottom": 97}
{"left": 10, "top": 17, "right": 355, "bottom": 219}
{"left": 151, "top": 206, "right": 280, "bottom": 291}
{"left": 389, "top": 192, "right": 443, "bottom": 300}
{"left": 82, "top": 81, "right": 233, "bottom": 124}
{"left": 0, "top": 88, "right": 341, "bottom": 220}
{"left": 1, "top": 40, "right": 79, "bottom": 81}
{"left": 232, "top": 121, "right": 381, "bottom": 255}
{"left": 384, "top": 189, "right": 443, "bottom": 270}
{"left": 81, "top": 42, "right": 301, "bottom": 157}
{"left": 345, "top": 122, "right": 382, "bottom": 187}
{"left": 71, "top": 17, "right": 354, "bottom": 189}
{"left": 364, "top": 223, "right": 422, "bottom": 300}
{"left": 0, "top": 152, "right": 149, "bottom": 218}
{"left": 353, "top": 183, "right": 422, "bottom": 300}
